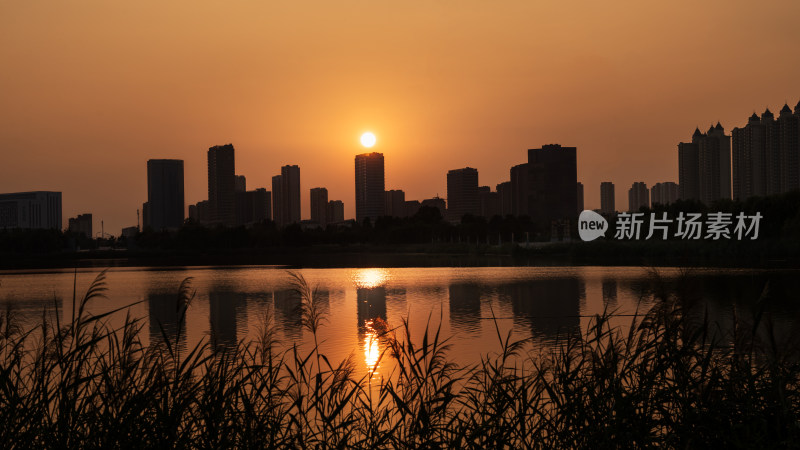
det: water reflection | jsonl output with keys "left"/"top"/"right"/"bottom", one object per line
{"left": 147, "top": 291, "right": 186, "bottom": 348}
{"left": 208, "top": 288, "right": 248, "bottom": 349}
{"left": 274, "top": 289, "right": 302, "bottom": 340}
{"left": 352, "top": 268, "right": 390, "bottom": 289}
{"left": 448, "top": 283, "right": 482, "bottom": 334}
{"left": 499, "top": 278, "right": 582, "bottom": 342}
{"left": 602, "top": 278, "right": 618, "bottom": 307}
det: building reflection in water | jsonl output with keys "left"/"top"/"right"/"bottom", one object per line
{"left": 0, "top": 295, "right": 62, "bottom": 327}
{"left": 273, "top": 288, "right": 302, "bottom": 340}
{"left": 147, "top": 291, "right": 187, "bottom": 349}
{"left": 602, "top": 278, "right": 618, "bottom": 307}
{"left": 208, "top": 288, "right": 248, "bottom": 349}
{"left": 498, "top": 278, "right": 582, "bottom": 342}
{"left": 448, "top": 283, "right": 482, "bottom": 334}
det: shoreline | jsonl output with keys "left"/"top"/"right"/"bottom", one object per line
{"left": 2, "top": 239, "right": 799, "bottom": 270}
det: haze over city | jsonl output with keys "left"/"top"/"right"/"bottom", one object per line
{"left": 2, "top": 0, "right": 800, "bottom": 232}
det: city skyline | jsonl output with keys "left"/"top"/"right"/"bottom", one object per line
{"left": 2, "top": 1, "right": 800, "bottom": 232}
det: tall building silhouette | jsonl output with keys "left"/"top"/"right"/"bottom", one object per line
{"left": 272, "top": 175, "right": 283, "bottom": 227}
{"left": 732, "top": 102, "right": 800, "bottom": 200}
{"left": 510, "top": 163, "right": 529, "bottom": 216}
{"left": 310, "top": 187, "right": 328, "bottom": 227}
{"left": 384, "top": 189, "right": 405, "bottom": 217}
{"left": 600, "top": 181, "right": 615, "bottom": 214}
{"left": 207, "top": 144, "right": 236, "bottom": 226}
{"left": 496, "top": 181, "right": 512, "bottom": 216}
{"left": 526, "top": 144, "right": 578, "bottom": 227}
{"left": 446, "top": 167, "right": 479, "bottom": 223}
{"left": 576, "top": 182, "right": 584, "bottom": 214}
{"left": 355, "top": 152, "right": 385, "bottom": 224}
{"left": 651, "top": 182, "right": 679, "bottom": 206}
{"left": 281, "top": 165, "right": 301, "bottom": 226}
{"left": 68, "top": 213, "right": 92, "bottom": 238}
{"left": 146, "top": 159, "right": 184, "bottom": 230}
{"left": 0, "top": 191, "right": 61, "bottom": 230}
{"left": 699, "top": 124, "right": 731, "bottom": 204}
{"left": 679, "top": 125, "right": 731, "bottom": 204}
{"left": 478, "top": 186, "right": 500, "bottom": 218}
{"left": 628, "top": 182, "right": 649, "bottom": 212}
{"left": 327, "top": 200, "right": 344, "bottom": 223}
{"left": 236, "top": 188, "right": 271, "bottom": 226}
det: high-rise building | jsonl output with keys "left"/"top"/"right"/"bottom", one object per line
{"left": 208, "top": 144, "right": 236, "bottom": 226}
{"left": 147, "top": 159, "right": 184, "bottom": 230}
{"left": 272, "top": 175, "right": 283, "bottom": 227}
{"left": 478, "top": 186, "right": 501, "bottom": 219}
{"left": 699, "top": 123, "right": 731, "bottom": 204}
{"left": 327, "top": 200, "right": 344, "bottom": 224}
{"left": 651, "top": 182, "right": 679, "bottom": 206}
{"left": 68, "top": 213, "right": 92, "bottom": 238}
{"left": 236, "top": 188, "right": 271, "bottom": 226}
{"left": 496, "top": 181, "right": 512, "bottom": 216}
{"left": 355, "top": 152, "right": 385, "bottom": 224}
{"left": 679, "top": 125, "right": 731, "bottom": 204}
{"left": 526, "top": 144, "right": 578, "bottom": 227}
{"left": 281, "top": 165, "right": 301, "bottom": 226}
{"left": 510, "top": 163, "right": 529, "bottom": 216}
{"left": 310, "top": 187, "right": 328, "bottom": 227}
{"left": 0, "top": 191, "right": 62, "bottom": 230}
{"left": 628, "top": 182, "right": 649, "bottom": 212}
{"left": 732, "top": 102, "right": 800, "bottom": 200}
{"left": 446, "top": 167, "right": 479, "bottom": 223}
{"left": 384, "top": 189, "right": 405, "bottom": 217}
{"left": 576, "top": 182, "right": 584, "bottom": 214}
{"left": 234, "top": 175, "right": 246, "bottom": 193}
{"left": 600, "top": 182, "right": 615, "bottom": 214}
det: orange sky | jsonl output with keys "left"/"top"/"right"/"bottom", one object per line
{"left": 2, "top": 0, "right": 800, "bottom": 234}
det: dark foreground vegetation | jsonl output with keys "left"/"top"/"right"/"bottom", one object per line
{"left": 2, "top": 270, "right": 800, "bottom": 448}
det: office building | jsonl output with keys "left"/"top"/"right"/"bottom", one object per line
{"left": 478, "top": 186, "right": 501, "bottom": 219}
{"left": 526, "top": 144, "right": 578, "bottom": 227}
{"left": 281, "top": 165, "right": 301, "bottom": 226}
{"left": 651, "top": 182, "right": 679, "bottom": 206}
{"left": 68, "top": 213, "right": 92, "bottom": 238}
{"left": 510, "top": 163, "right": 529, "bottom": 216}
{"left": 628, "top": 182, "right": 649, "bottom": 212}
{"left": 310, "top": 187, "right": 328, "bottom": 227}
{"left": 600, "top": 182, "right": 615, "bottom": 214}
{"left": 496, "top": 181, "right": 512, "bottom": 216}
{"left": 234, "top": 175, "right": 246, "bottom": 193}
{"left": 0, "top": 191, "right": 62, "bottom": 230}
{"left": 272, "top": 175, "right": 283, "bottom": 227}
{"left": 327, "top": 200, "right": 344, "bottom": 224}
{"left": 236, "top": 188, "right": 271, "bottom": 226}
{"left": 355, "top": 152, "right": 385, "bottom": 223}
{"left": 208, "top": 144, "right": 236, "bottom": 226}
{"left": 146, "top": 159, "right": 184, "bottom": 230}
{"left": 446, "top": 167, "right": 479, "bottom": 223}
{"left": 384, "top": 189, "right": 405, "bottom": 217}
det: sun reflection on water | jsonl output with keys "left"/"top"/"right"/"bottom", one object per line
{"left": 363, "top": 319, "right": 382, "bottom": 376}
{"left": 352, "top": 268, "right": 390, "bottom": 289}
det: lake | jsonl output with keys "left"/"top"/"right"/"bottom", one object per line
{"left": 1, "top": 266, "right": 798, "bottom": 379}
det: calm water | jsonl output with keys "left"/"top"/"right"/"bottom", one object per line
{"left": 2, "top": 266, "right": 799, "bottom": 378}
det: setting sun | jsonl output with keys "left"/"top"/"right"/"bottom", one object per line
{"left": 360, "top": 132, "right": 377, "bottom": 148}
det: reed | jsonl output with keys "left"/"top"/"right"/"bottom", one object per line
{"left": 0, "top": 269, "right": 798, "bottom": 448}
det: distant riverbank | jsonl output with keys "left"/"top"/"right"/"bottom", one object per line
{"left": 2, "top": 238, "right": 799, "bottom": 270}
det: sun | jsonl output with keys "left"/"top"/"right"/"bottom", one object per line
{"left": 360, "top": 132, "right": 377, "bottom": 148}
